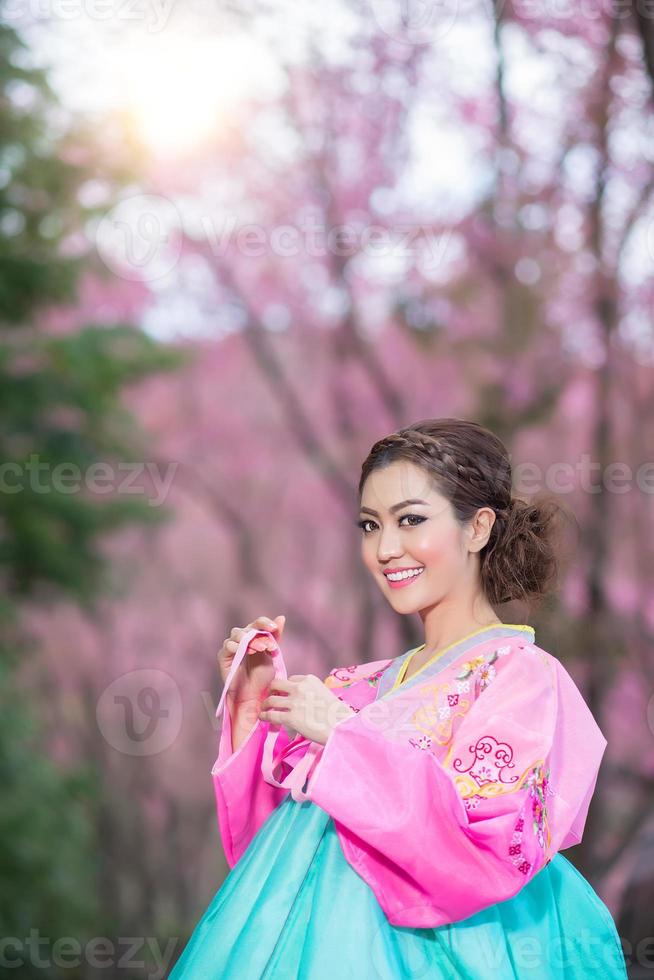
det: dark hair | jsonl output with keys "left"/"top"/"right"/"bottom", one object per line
{"left": 358, "top": 417, "right": 575, "bottom": 608}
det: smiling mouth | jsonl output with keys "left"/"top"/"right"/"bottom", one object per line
{"left": 385, "top": 567, "right": 425, "bottom": 587}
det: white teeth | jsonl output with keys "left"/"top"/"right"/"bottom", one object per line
{"left": 387, "top": 568, "right": 424, "bottom": 582}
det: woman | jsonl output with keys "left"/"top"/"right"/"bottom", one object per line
{"left": 170, "top": 418, "right": 627, "bottom": 978}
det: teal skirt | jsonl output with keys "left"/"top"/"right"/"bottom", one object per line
{"left": 170, "top": 794, "right": 627, "bottom": 979}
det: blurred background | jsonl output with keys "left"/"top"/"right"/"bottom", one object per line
{"left": 1, "top": 0, "right": 653, "bottom": 976}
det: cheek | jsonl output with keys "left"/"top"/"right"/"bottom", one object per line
{"left": 361, "top": 537, "right": 376, "bottom": 568}
{"left": 413, "top": 527, "right": 459, "bottom": 564}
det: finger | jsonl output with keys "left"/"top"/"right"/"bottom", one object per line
{"left": 258, "top": 708, "right": 289, "bottom": 724}
{"left": 248, "top": 637, "right": 272, "bottom": 652}
{"left": 253, "top": 616, "right": 278, "bottom": 630}
{"left": 287, "top": 674, "right": 306, "bottom": 682}
{"left": 260, "top": 695, "right": 291, "bottom": 709}
{"left": 268, "top": 678, "right": 294, "bottom": 693}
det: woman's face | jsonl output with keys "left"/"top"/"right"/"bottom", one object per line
{"left": 358, "top": 460, "right": 481, "bottom": 613}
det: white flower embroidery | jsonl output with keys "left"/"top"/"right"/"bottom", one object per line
{"left": 478, "top": 663, "right": 497, "bottom": 689}
{"left": 457, "top": 680, "right": 471, "bottom": 694}
{"left": 410, "top": 734, "right": 433, "bottom": 751}
{"left": 496, "top": 645, "right": 511, "bottom": 656}
{"left": 438, "top": 705, "right": 451, "bottom": 720}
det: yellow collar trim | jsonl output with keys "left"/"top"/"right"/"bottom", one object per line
{"left": 392, "top": 623, "right": 534, "bottom": 692}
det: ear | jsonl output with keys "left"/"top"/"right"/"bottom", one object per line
{"left": 466, "top": 507, "right": 496, "bottom": 553}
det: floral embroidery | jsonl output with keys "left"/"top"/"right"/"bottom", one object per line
{"left": 507, "top": 764, "right": 552, "bottom": 875}
{"left": 409, "top": 733, "right": 433, "bottom": 751}
{"left": 400, "top": 643, "right": 532, "bottom": 756}
{"left": 324, "top": 664, "right": 389, "bottom": 690}
{"left": 323, "top": 665, "right": 381, "bottom": 712}
{"left": 455, "top": 646, "right": 510, "bottom": 691}
{"left": 507, "top": 814, "right": 531, "bottom": 874}
{"left": 452, "top": 735, "right": 519, "bottom": 787}
{"left": 456, "top": 655, "right": 486, "bottom": 677}
{"left": 526, "top": 763, "right": 551, "bottom": 851}
{"left": 325, "top": 665, "right": 360, "bottom": 687}
{"left": 407, "top": 645, "right": 517, "bottom": 752}
{"left": 409, "top": 680, "right": 472, "bottom": 747}
{"left": 477, "top": 663, "right": 496, "bottom": 689}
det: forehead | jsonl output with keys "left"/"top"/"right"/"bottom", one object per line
{"left": 360, "top": 460, "right": 443, "bottom": 507}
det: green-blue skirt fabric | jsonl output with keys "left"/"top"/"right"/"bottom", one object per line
{"left": 169, "top": 794, "right": 627, "bottom": 979}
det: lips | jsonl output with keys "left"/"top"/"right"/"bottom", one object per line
{"left": 383, "top": 566, "right": 424, "bottom": 577}
{"left": 383, "top": 567, "right": 425, "bottom": 590}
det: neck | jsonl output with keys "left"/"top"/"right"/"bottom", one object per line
{"left": 417, "top": 595, "right": 502, "bottom": 662}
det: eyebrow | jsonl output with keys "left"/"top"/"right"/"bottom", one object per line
{"left": 359, "top": 498, "right": 430, "bottom": 517}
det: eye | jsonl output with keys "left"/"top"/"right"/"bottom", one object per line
{"left": 357, "top": 518, "right": 377, "bottom": 534}
{"left": 356, "top": 514, "right": 426, "bottom": 534}
{"left": 399, "top": 514, "right": 426, "bottom": 528}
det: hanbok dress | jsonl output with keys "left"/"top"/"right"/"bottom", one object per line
{"left": 169, "top": 623, "right": 627, "bottom": 979}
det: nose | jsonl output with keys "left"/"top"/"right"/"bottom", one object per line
{"left": 375, "top": 524, "right": 404, "bottom": 563}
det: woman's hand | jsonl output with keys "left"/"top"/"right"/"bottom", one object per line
{"left": 258, "top": 674, "right": 356, "bottom": 745}
{"left": 217, "top": 614, "right": 286, "bottom": 708}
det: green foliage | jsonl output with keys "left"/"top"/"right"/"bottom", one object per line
{"left": 1, "top": 323, "right": 184, "bottom": 603}
{"left": 0, "top": 656, "right": 100, "bottom": 965}
{"left": 0, "top": 21, "right": 85, "bottom": 321}
{"left": 0, "top": 12, "right": 186, "bottom": 973}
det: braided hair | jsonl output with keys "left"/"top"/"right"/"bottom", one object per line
{"left": 358, "top": 418, "right": 569, "bottom": 607}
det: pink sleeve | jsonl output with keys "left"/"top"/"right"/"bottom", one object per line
{"left": 304, "top": 647, "right": 607, "bottom": 928}
{"left": 211, "top": 699, "right": 292, "bottom": 868}
{"left": 210, "top": 627, "right": 330, "bottom": 868}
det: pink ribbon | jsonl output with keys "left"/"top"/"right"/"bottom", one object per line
{"left": 216, "top": 626, "right": 321, "bottom": 802}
